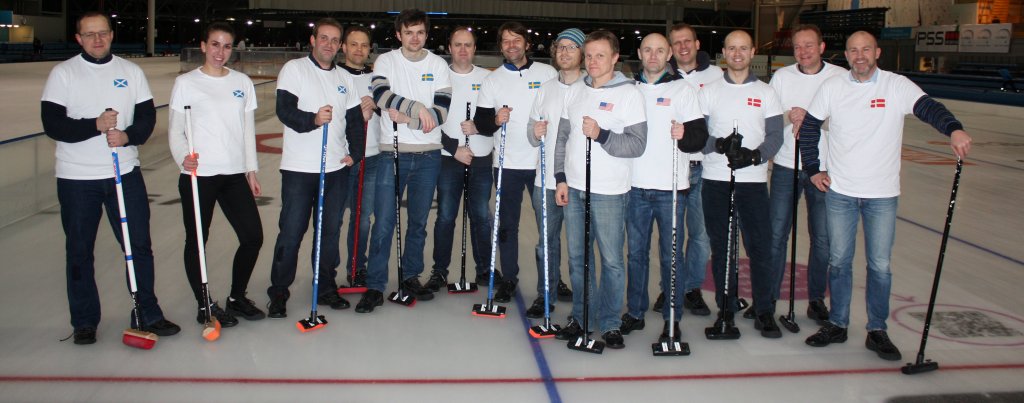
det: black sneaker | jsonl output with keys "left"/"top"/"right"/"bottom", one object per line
{"left": 143, "top": 319, "right": 182, "bottom": 336}
{"left": 227, "top": 295, "right": 266, "bottom": 321}
{"left": 660, "top": 320, "right": 681, "bottom": 343}
{"left": 807, "top": 299, "right": 830, "bottom": 325}
{"left": 402, "top": 277, "right": 434, "bottom": 301}
{"left": 494, "top": 280, "right": 517, "bottom": 303}
{"left": 555, "top": 318, "right": 584, "bottom": 341}
{"left": 267, "top": 294, "right": 287, "bottom": 319}
{"left": 73, "top": 327, "right": 97, "bottom": 345}
{"left": 557, "top": 281, "right": 572, "bottom": 302}
{"left": 652, "top": 292, "right": 665, "bottom": 313}
{"left": 355, "top": 290, "right": 384, "bottom": 313}
{"left": 684, "top": 289, "right": 711, "bottom": 316}
{"left": 318, "top": 291, "right": 351, "bottom": 310}
{"left": 351, "top": 269, "right": 368, "bottom": 287}
{"left": 620, "top": 313, "right": 645, "bottom": 335}
{"left": 424, "top": 271, "right": 447, "bottom": 292}
{"left": 742, "top": 305, "right": 756, "bottom": 319}
{"left": 602, "top": 330, "right": 625, "bottom": 349}
{"left": 476, "top": 271, "right": 502, "bottom": 287}
{"left": 198, "top": 302, "right": 238, "bottom": 328}
{"left": 526, "top": 297, "right": 553, "bottom": 319}
{"left": 805, "top": 323, "right": 848, "bottom": 347}
{"left": 866, "top": 330, "right": 902, "bottom": 361}
{"left": 755, "top": 313, "right": 782, "bottom": 339}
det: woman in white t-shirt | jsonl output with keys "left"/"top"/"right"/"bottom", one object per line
{"left": 168, "top": 22, "right": 265, "bottom": 327}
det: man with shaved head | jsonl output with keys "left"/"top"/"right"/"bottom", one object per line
{"left": 699, "top": 30, "right": 784, "bottom": 340}
{"left": 621, "top": 33, "right": 708, "bottom": 343}
{"left": 799, "top": 31, "right": 973, "bottom": 361}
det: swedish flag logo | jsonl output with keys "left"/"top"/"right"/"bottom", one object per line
{"left": 113, "top": 79, "right": 128, "bottom": 88}
{"left": 528, "top": 81, "right": 541, "bottom": 89}
{"left": 232, "top": 90, "right": 244, "bottom": 98}
{"left": 472, "top": 83, "right": 481, "bottom": 91}
{"left": 421, "top": 74, "right": 434, "bottom": 81}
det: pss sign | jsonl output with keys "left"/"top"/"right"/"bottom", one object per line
{"left": 915, "top": 25, "right": 959, "bottom": 52}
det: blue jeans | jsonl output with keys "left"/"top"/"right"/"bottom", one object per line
{"left": 531, "top": 186, "right": 564, "bottom": 300}
{"left": 493, "top": 168, "right": 535, "bottom": 285}
{"left": 768, "top": 165, "right": 829, "bottom": 302}
{"left": 267, "top": 168, "right": 348, "bottom": 299}
{"left": 432, "top": 156, "right": 493, "bottom": 278}
{"left": 366, "top": 150, "right": 441, "bottom": 291}
{"left": 702, "top": 179, "right": 774, "bottom": 315}
{"left": 57, "top": 169, "right": 166, "bottom": 329}
{"left": 626, "top": 187, "right": 686, "bottom": 321}
{"left": 682, "top": 163, "right": 710, "bottom": 291}
{"left": 344, "top": 153, "right": 382, "bottom": 273}
{"left": 564, "top": 188, "right": 627, "bottom": 333}
{"left": 825, "top": 191, "right": 897, "bottom": 331}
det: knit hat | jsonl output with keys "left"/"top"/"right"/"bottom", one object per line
{"left": 555, "top": 28, "right": 585, "bottom": 48}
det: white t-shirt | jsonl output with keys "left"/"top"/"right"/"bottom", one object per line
{"left": 347, "top": 70, "right": 380, "bottom": 157}
{"left": 806, "top": 69, "right": 926, "bottom": 198}
{"left": 530, "top": 77, "right": 573, "bottom": 189}
{"left": 276, "top": 56, "right": 361, "bottom": 173}
{"left": 477, "top": 61, "right": 557, "bottom": 169}
{"left": 700, "top": 75, "right": 783, "bottom": 183}
{"left": 561, "top": 80, "right": 647, "bottom": 195}
{"left": 768, "top": 62, "right": 847, "bottom": 169}
{"left": 372, "top": 49, "right": 451, "bottom": 146}
{"left": 442, "top": 65, "right": 492, "bottom": 157}
{"left": 41, "top": 54, "right": 153, "bottom": 179}
{"left": 168, "top": 67, "right": 257, "bottom": 176}
{"left": 632, "top": 78, "right": 703, "bottom": 190}
{"left": 679, "top": 65, "right": 723, "bottom": 162}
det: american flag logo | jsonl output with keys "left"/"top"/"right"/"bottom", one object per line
{"left": 747, "top": 98, "right": 762, "bottom": 107}
{"left": 656, "top": 97, "right": 671, "bottom": 106}
{"left": 870, "top": 98, "right": 886, "bottom": 108}
{"left": 471, "top": 83, "right": 481, "bottom": 91}
{"left": 528, "top": 81, "right": 541, "bottom": 89}
{"left": 598, "top": 102, "right": 614, "bottom": 111}
{"left": 421, "top": 73, "right": 434, "bottom": 81}
{"left": 113, "top": 79, "right": 128, "bottom": 88}
{"left": 232, "top": 90, "right": 244, "bottom": 98}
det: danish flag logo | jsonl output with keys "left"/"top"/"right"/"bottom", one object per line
{"left": 747, "top": 98, "right": 762, "bottom": 107}
{"left": 870, "top": 98, "right": 886, "bottom": 108}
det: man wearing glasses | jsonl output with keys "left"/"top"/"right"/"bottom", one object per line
{"left": 41, "top": 11, "right": 180, "bottom": 344}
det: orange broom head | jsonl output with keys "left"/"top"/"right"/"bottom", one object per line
{"left": 296, "top": 315, "right": 327, "bottom": 333}
{"left": 337, "top": 285, "right": 368, "bottom": 295}
{"left": 529, "top": 324, "right": 560, "bottom": 339}
{"left": 122, "top": 328, "right": 158, "bottom": 350}
{"left": 202, "top": 319, "right": 221, "bottom": 341}
{"left": 471, "top": 303, "right": 506, "bottom": 318}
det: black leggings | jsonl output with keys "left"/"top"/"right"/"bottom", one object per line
{"left": 178, "top": 173, "right": 264, "bottom": 303}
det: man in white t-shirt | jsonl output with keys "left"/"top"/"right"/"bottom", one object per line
{"left": 551, "top": 30, "right": 648, "bottom": 350}
{"left": 424, "top": 27, "right": 494, "bottom": 291}
{"left": 766, "top": 24, "right": 847, "bottom": 326}
{"left": 338, "top": 25, "right": 379, "bottom": 290}
{"left": 699, "top": 30, "right": 784, "bottom": 339}
{"left": 622, "top": 33, "right": 708, "bottom": 342}
{"left": 40, "top": 12, "right": 180, "bottom": 344}
{"left": 800, "top": 31, "right": 973, "bottom": 361}
{"left": 525, "top": 27, "right": 587, "bottom": 318}
{"left": 660, "top": 23, "right": 724, "bottom": 316}
{"left": 472, "top": 21, "right": 558, "bottom": 303}
{"left": 359, "top": 9, "right": 452, "bottom": 312}
{"left": 266, "top": 18, "right": 365, "bottom": 318}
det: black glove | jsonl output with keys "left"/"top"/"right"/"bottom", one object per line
{"left": 727, "top": 147, "right": 761, "bottom": 170}
{"left": 714, "top": 132, "right": 743, "bottom": 155}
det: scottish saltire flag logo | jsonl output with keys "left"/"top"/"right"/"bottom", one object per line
{"left": 113, "top": 79, "right": 128, "bottom": 88}
{"left": 870, "top": 98, "right": 886, "bottom": 108}
{"left": 337, "top": 85, "right": 348, "bottom": 94}
{"left": 421, "top": 73, "right": 434, "bottom": 81}
{"left": 528, "top": 81, "right": 541, "bottom": 89}
{"left": 232, "top": 90, "right": 244, "bottom": 98}
{"left": 598, "top": 102, "right": 614, "bottom": 111}
{"left": 746, "top": 97, "right": 762, "bottom": 107}
{"left": 472, "top": 83, "right": 481, "bottom": 91}
{"left": 656, "top": 97, "right": 671, "bottom": 106}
